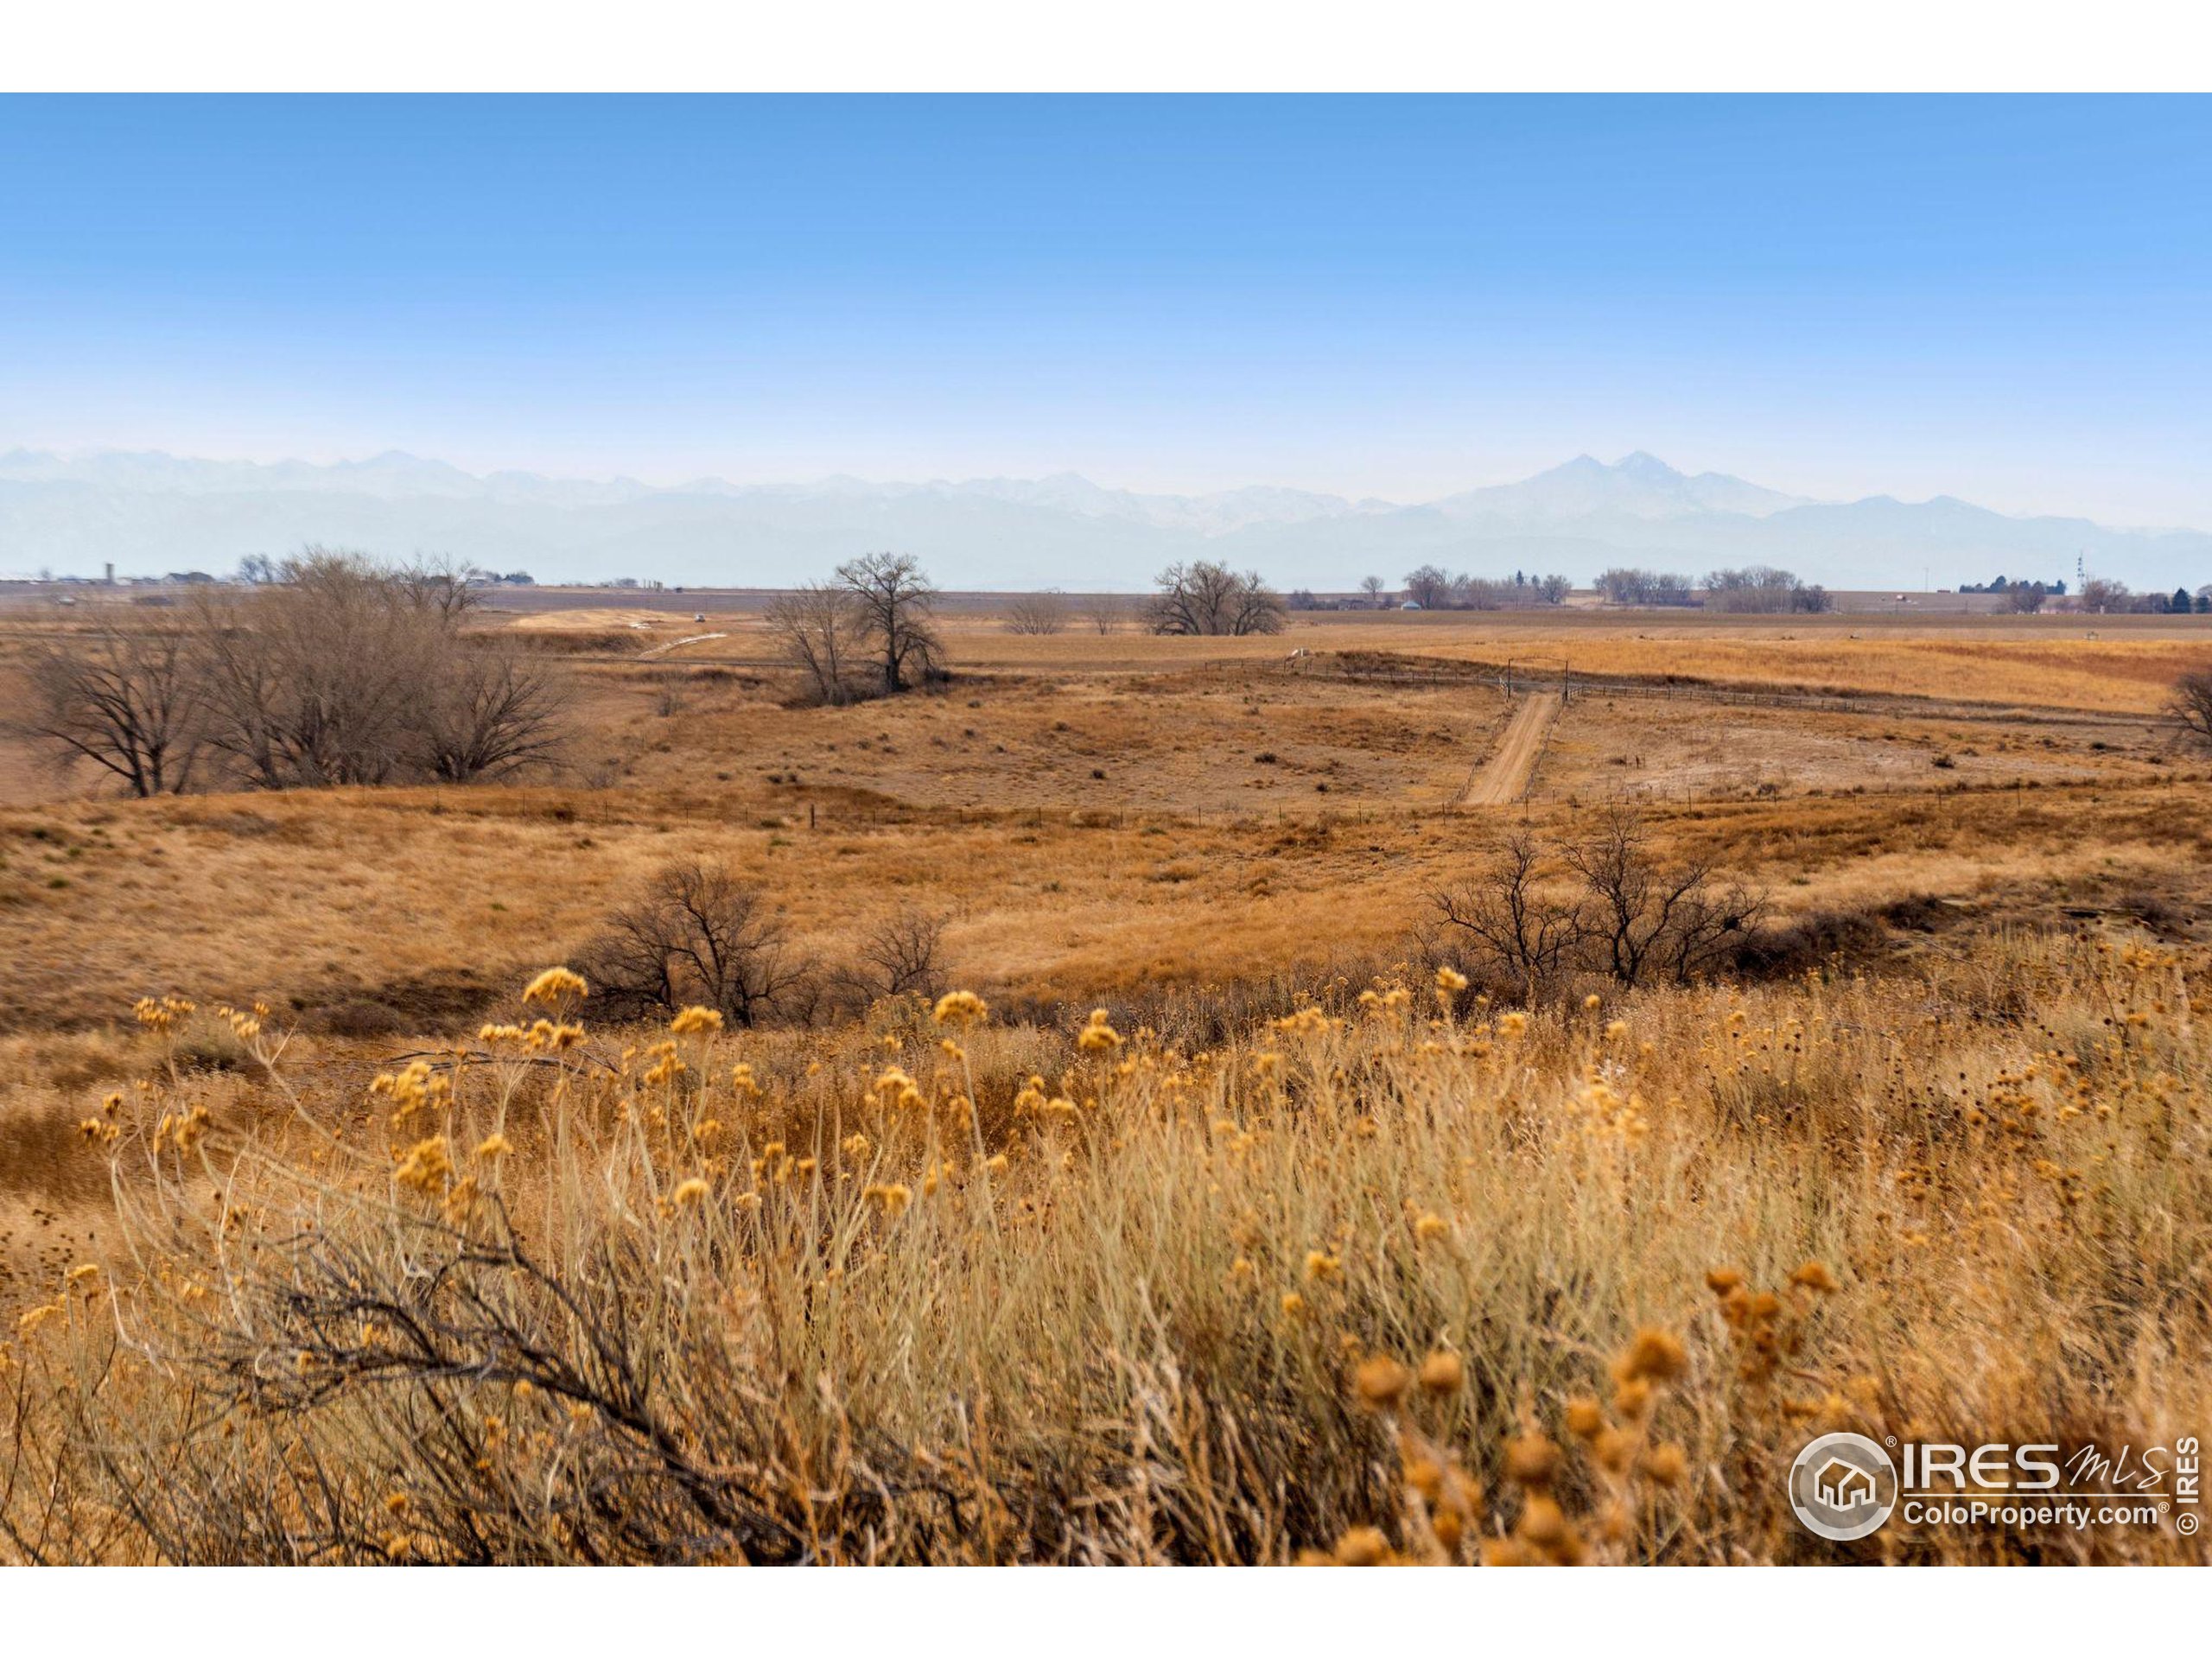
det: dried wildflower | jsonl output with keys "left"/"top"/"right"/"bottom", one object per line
{"left": 1497, "top": 1010, "right": 1529, "bottom": 1039}
{"left": 522, "top": 966, "right": 588, "bottom": 1007}
{"left": 671, "top": 1177, "right": 711, "bottom": 1208}
{"left": 1304, "top": 1249, "right": 1341, "bottom": 1281}
{"left": 1564, "top": 1395, "right": 1605, "bottom": 1440}
{"left": 1077, "top": 1008, "right": 1122, "bottom": 1052}
{"left": 670, "top": 1006, "right": 723, "bottom": 1036}
{"left": 1353, "top": 1355, "right": 1411, "bottom": 1410}
{"left": 1504, "top": 1433, "right": 1560, "bottom": 1488}
{"left": 394, "top": 1136, "right": 453, "bottom": 1194}
{"left": 932, "top": 989, "right": 988, "bottom": 1027}
{"left": 1789, "top": 1260, "right": 1840, "bottom": 1294}
{"left": 1617, "top": 1326, "right": 1688, "bottom": 1383}
{"left": 1417, "top": 1351, "right": 1465, "bottom": 1395}
{"left": 1435, "top": 964, "right": 1468, "bottom": 995}
{"left": 1643, "top": 1442, "right": 1688, "bottom": 1485}
{"left": 1414, "top": 1211, "right": 1450, "bottom": 1243}
{"left": 1331, "top": 1525, "right": 1392, "bottom": 1567}
{"left": 862, "top": 1182, "right": 913, "bottom": 1217}
{"left": 473, "top": 1133, "right": 513, "bottom": 1160}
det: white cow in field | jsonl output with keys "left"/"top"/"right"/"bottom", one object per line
{"left": 1285, "top": 648, "right": 1311, "bottom": 662}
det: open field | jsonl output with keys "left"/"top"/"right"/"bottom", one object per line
{"left": 2, "top": 598, "right": 2209, "bottom": 1562}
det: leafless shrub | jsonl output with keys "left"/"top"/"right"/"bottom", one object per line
{"left": 1432, "top": 830, "right": 1589, "bottom": 1002}
{"left": 1433, "top": 808, "right": 1765, "bottom": 999}
{"left": 414, "top": 639, "right": 569, "bottom": 784}
{"left": 576, "top": 861, "right": 815, "bottom": 1027}
{"left": 1079, "top": 594, "right": 1128, "bottom": 634}
{"left": 2171, "top": 669, "right": 2212, "bottom": 750}
{"left": 1004, "top": 591, "right": 1069, "bottom": 636}
{"left": 855, "top": 907, "right": 950, "bottom": 1000}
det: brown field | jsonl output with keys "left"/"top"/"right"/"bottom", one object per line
{"left": 2, "top": 597, "right": 2209, "bottom": 1563}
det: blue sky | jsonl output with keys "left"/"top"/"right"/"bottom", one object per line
{"left": 3, "top": 95, "right": 2208, "bottom": 523}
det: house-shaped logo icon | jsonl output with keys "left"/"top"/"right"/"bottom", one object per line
{"left": 1815, "top": 1457, "right": 1878, "bottom": 1510}
{"left": 1789, "top": 1432, "right": 1898, "bottom": 1541}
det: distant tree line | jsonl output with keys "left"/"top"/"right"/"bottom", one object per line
{"left": 1698, "top": 566, "right": 1832, "bottom": 613}
{"left": 1590, "top": 565, "right": 1828, "bottom": 612}
{"left": 1593, "top": 569, "right": 1696, "bottom": 607}
{"left": 2076, "top": 577, "right": 2210, "bottom": 615}
{"left": 1401, "top": 567, "right": 1572, "bottom": 610}
{"left": 1958, "top": 573, "right": 2068, "bottom": 598}
{"left": 17, "top": 551, "right": 569, "bottom": 798}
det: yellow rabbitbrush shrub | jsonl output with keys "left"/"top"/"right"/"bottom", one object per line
{"left": 1, "top": 938, "right": 2208, "bottom": 1564}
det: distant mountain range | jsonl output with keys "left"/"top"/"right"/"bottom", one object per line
{"left": 3, "top": 448, "right": 2207, "bottom": 594}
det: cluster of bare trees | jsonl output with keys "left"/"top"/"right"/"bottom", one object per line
{"left": 575, "top": 860, "right": 950, "bottom": 1026}
{"left": 1430, "top": 806, "right": 1766, "bottom": 1002}
{"left": 2080, "top": 577, "right": 2209, "bottom": 615}
{"left": 1003, "top": 591, "right": 1070, "bottom": 635}
{"left": 1147, "top": 561, "right": 1287, "bottom": 636}
{"left": 1700, "top": 566, "right": 1831, "bottom": 613}
{"left": 17, "top": 551, "right": 568, "bottom": 797}
{"left": 1593, "top": 568, "right": 1696, "bottom": 607}
{"left": 1001, "top": 590, "right": 1135, "bottom": 635}
{"left": 1402, "top": 566, "right": 1571, "bottom": 610}
{"left": 766, "top": 552, "right": 945, "bottom": 705}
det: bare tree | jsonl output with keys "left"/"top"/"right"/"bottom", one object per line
{"left": 1148, "top": 561, "right": 1287, "bottom": 636}
{"left": 396, "top": 554, "right": 483, "bottom": 626}
{"left": 1402, "top": 565, "right": 1455, "bottom": 610}
{"left": 2171, "top": 669, "right": 2212, "bottom": 750}
{"left": 2079, "top": 577, "right": 2131, "bottom": 614}
{"left": 1004, "top": 591, "right": 1069, "bottom": 636}
{"left": 16, "top": 613, "right": 204, "bottom": 796}
{"left": 2005, "top": 582, "right": 2050, "bottom": 613}
{"left": 1359, "top": 575, "right": 1389, "bottom": 609}
{"left": 837, "top": 553, "right": 943, "bottom": 694}
{"left": 578, "top": 862, "right": 813, "bottom": 1027}
{"left": 190, "top": 551, "right": 436, "bottom": 787}
{"left": 765, "top": 583, "right": 865, "bottom": 705}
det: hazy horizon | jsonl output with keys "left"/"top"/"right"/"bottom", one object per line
{"left": 8, "top": 444, "right": 2209, "bottom": 593}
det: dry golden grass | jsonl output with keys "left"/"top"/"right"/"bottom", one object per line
{"left": 2, "top": 606, "right": 2210, "bottom": 1563}
{"left": 3, "top": 938, "right": 2205, "bottom": 1562}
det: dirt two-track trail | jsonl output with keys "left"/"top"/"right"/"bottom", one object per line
{"left": 1462, "top": 691, "right": 1561, "bottom": 807}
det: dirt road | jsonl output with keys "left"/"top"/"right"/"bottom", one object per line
{"left": 1462, "top": 692, "right": 1561, "bottom": 806}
